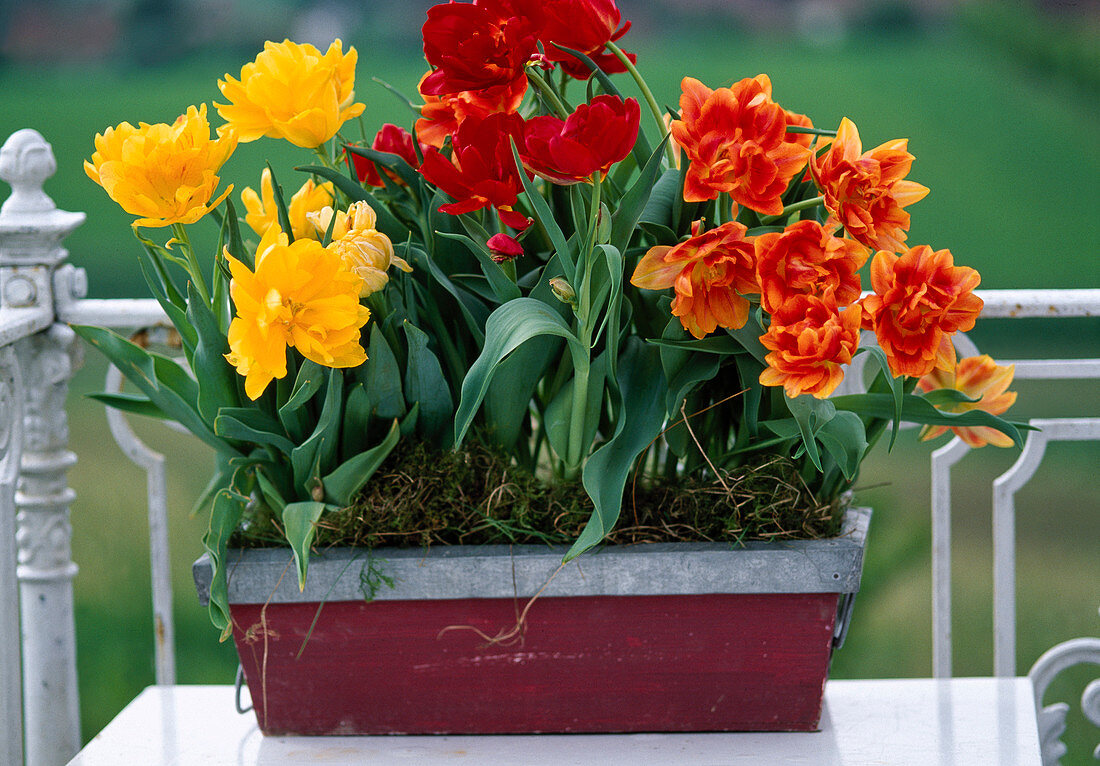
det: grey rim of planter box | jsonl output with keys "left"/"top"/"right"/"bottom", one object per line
{"left": 195, "top": 507, "right": 870, "bottom": 649}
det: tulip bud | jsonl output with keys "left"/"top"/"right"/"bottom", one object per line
{"left": 527, "top": 52, "right": 554, "bottom": 71}
{"left": 487, "top": 233, "right": 524, "bottom": 264}
{"left": 549, "top": 277, "right": 577, "bottom": 307}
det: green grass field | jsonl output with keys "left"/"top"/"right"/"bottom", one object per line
{"left": 2, "top": 19, "right": 1098, "bottom": 761}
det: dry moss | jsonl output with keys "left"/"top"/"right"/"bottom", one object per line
{"left": 235, "top": 437, "right": 843, "bottom": 549}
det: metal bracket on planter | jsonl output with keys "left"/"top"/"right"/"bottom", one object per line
{"left": 234, "top": 665, "right": 252, "bottom": 715}
{"left": 833, "top": 591, "right": 858, "bottom": 650}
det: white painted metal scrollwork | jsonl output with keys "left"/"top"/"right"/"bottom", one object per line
{"left": 0, "top": 346, "right": 25, "bottom": 766}
{"left": 12, "top": 319, "right": 83, "bottom": 766}
{"left": 1029, "top": 631, "right": 1100, "bottom": 766}
{"left": 0, "top": 127, "right": 84, "bottom": 766}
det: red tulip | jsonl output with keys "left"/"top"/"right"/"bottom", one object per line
{"left": 487, "top": 233, "right": 524, "bottom": 263}
{"left": 348, "top": 124, "right": 421, "bottom": 188}
{"left": 415, "top": 73, "right": 526, "bottom": 151}
{"left": 540, "top": 0, "right": 635, "bottom": 80}
{"left": 418, "top": 111, "right": 532, "bottom": 230}
{"left": 521, "top": 95, "right": 639, "bottom": 184}
{"left": 421, "top": 0, "right": 542, "bottom": 97}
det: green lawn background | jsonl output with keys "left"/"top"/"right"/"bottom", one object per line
{"left": 1, "top": 18, "right": 1098, "bottom": 759}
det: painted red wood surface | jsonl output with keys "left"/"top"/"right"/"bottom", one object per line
{"left": 230, "top": 592, "right": 839, "bottom": 735}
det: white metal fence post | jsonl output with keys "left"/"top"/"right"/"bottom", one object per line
{"left": 0, "top": 128, "right": 85, "bottom": 766}
{"left": 0, "top": 346, "right": 26, "bottom": 766}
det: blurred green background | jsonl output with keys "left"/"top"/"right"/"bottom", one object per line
{"left": 1, "top": 0, "right": 1098, "bottom": 760}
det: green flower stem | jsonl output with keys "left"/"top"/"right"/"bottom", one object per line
{"left": 312, "top": 145, "right": 338, "bottom": 172}
{"left": 564, "top": 355, "right": 591, "bottom": 477}
{"left": 526, "top": 67, "right": 572, "bottom": 119}
{"left": 786, "top": 127, "right": 837, "bottom": 137}
{"left": 370, "top": 76, "right": 424, "bottom": 115}
{"left": 171, "top": 223, "right": 211, "bottom": 305}
{"left": 715, "top": 194, "right": 733, "bottom": 226}
{"left": 761, "top": 195, "right": 825, "bottom": 225}
{"left": 581, "top": 174, "right": 603, "bottom": 314}
{"left": 565, "top": 173, "right": 604, "bottom": 474}
{"left": 605, "top": 41, "right": 676, "bottom": 167}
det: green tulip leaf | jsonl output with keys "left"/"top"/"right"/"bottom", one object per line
{"left": 455, "top": 298, "right": 587, "bottom": 447}
{"left": 566, "top": 338, "right": 667, "bottom": 561}
{"left": 322, "top": 417, "right": 402, "bottom": 506}
{"left": 402, "top": 320, "right": 454, "bottom": 443}
{"left": 283, "top": 501, "right": 327, "bottom": 591}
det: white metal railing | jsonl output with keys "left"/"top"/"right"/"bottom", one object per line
{"left": 0, "top": 129, "right": 173, "bottom": 766}
{"left": 927, "top": 303, "right": 1100, "bottom": 764}
{"left": 1, "top": 130, "right": 1098, "bottom": 765}
{"left": 932, "top": 314, "right": 1100, "bottom": 681}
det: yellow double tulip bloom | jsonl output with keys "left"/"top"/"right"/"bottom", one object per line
{"left": 216, "top": 39, "right": 365, "bottom": 149}
{"left": 84, "top": 104, "right": 236, "bottom": 228}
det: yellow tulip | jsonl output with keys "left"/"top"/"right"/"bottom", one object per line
{"left": 916, "top": 355, "right": 1018, "bottom": 448}
{"left": 224, "top": 227, "right": 370, "bottom": 400}
{"left": 241, "top": 168, "right": 333, "bottom": 241}
{"left": 216, "top": 39, "right": 366, "bottom": 148}
{"left": 309, "top": 202, "right": 411, "bottom": 297}
{"left": 84, "top": 104, "right": 236, "bottom": 228}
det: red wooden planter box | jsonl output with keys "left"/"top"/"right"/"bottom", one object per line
{"left": 195, "top": 508, "right": 869, "bottom": 735}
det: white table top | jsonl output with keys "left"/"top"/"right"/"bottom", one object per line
{"left": 70, "top": 678, "right": 1042, "bottom": 765}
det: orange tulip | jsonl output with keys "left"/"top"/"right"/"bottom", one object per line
{"left": 754, "top": 220, "right": 868, "bottom": 314}
{"left": 670, "top": 76, "right": 809, "bottom": 215}
{"left": 631, "top": 221, "right": 759, "bottom": 339}
{"left": 810, "top": 117, "right": 929, "bottom": 252}
{"left": 862, "top": 245, "right": 983, "bottom": 378}
{"left": 759, "top": 292, "right": 862, "bottom": 400}
{"left": 916, "top": 354, "right": 1017, "bottom": 448}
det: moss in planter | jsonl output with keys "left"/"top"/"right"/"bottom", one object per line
{"left": 233, "top": 438, "right": 843, "bottom": 549}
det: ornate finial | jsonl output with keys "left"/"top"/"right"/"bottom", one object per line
{"left": 0, "top": 129, "right": 58, "bottom": 217}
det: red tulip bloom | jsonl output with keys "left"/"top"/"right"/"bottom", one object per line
{"left": 415, "top": 75, "right": 526, "bottom": 150}
{"left": 522, "top": 95, "right": 639, "bottom": 184}
{"left": 418, "top": 111, "right": 532, "bottom": 230}
{"left": 487, "top": 233, "right": 524, "bottom": 263}
{"left": 540, "top": 0, "right": 634, "bottom": 80}
{"left": 348, "top": 124, "right": 421, "bottom": 188}
{"left": 421, "top": 0, "right": 542, "bottom": 98}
